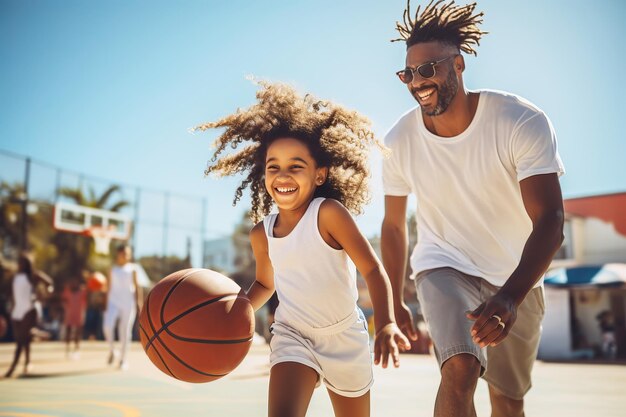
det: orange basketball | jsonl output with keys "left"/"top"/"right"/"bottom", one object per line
{"left": 138, "top": 268, "right": 255, "bottom": 383}
{"left": 87, "top": 272, "right": 107, "bottom": 292}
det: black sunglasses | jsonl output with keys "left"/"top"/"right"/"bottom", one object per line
{"left": 396, "top": 55, "right": 457, "bottom": 84}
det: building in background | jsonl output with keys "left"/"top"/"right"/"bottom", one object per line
{"left": 540, "top": 192, "right": 626, "bottom": 361}
{"left": 202, "top": 236, "right": 237, "bottom": 275}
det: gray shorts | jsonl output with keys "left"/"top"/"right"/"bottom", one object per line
{"left": 415, "top": 267, "right": 545, "bottom": 400}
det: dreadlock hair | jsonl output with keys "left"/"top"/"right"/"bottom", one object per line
{"left": 193, "top": 81, "right": 383, "bottom": 223}
{"left": 392, "top": 0, "right": 487, "bottom": 56}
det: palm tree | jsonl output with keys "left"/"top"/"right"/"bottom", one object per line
{"left": 0, "top": 181, "right": 25, "bottom": 256}
{"left": 58, "top": 184, "right": 130, "bottom": 212}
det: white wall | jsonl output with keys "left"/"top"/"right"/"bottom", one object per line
{"left": 538, "top": 288, "right": 572, "bottom": 359}
{"left": 578, "top": 218, "right": 626, "bottom": 264}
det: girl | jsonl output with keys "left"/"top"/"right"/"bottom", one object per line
{"left": 4, "top": 253, "right": 53, "bottom": 377}
{"left": 195, "top": 81, "right": 409, "bottom": 417}
{"left": 103, "top": 244, "right": 142, "bottom": 370}
{"left": 62, "top": 275, "right": 87, "bottom": 359}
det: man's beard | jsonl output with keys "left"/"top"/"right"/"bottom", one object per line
{"left": 415, "top": 69, "right": 459, "bottom": 116}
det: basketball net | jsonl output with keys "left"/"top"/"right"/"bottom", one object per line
{"left": 88, "top": 226, "right": 115, "bottom": 255}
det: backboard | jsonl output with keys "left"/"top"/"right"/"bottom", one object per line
{"left": 53, "top": 202, "right": 132, "bottom": 240}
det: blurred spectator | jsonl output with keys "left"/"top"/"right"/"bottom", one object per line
{"left": 597, "top": 310, "right": 617, "bottom": 360}
{"left": 4, "top": 253, "right": 53, "bottom": 377}
{"left": 62, "top": 275, "right": 87, "bottom": 359}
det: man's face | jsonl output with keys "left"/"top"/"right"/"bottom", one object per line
{"left": 405, "top": 41, "right": 460, "bottom": 116}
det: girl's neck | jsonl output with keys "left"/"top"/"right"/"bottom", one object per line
{"left": 274, "top": 197, "right": 315, "bottom": 238}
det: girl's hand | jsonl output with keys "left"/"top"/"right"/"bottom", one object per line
{"left": 373, "top": 323, "right": 411, "bottom": 368}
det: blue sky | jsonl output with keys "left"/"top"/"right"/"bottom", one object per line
{"left": 1, "top": 0, "right": 625, "bottom": 261}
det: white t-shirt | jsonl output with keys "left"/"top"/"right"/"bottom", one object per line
{"left": 108, "top": 263, "right": 137, "bottom": 309}
{"left": 11, "top": 272, "right": 34, "bottom": 320}
{"left": 383, "top": 90, "right": 565, "bottom": 287}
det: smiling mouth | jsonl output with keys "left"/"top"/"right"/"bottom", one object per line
{"left": 414, "top": 87, "right": 436, "bottom": 102}
{"left": 275, "top": 187, "right": 297, "bottom": 194}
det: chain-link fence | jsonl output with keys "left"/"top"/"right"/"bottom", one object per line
{"left": 0, "top": 149, "right": 208, "bottom": 276}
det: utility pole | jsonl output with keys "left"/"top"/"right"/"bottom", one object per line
{"left": 162, "top": 192, "right": 169, "bottom": 276}
{"left": 20, "top": 158, "right": 31, "bottom": 251}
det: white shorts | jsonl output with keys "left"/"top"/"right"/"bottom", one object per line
{"left": 269, "top": 309, "right": 373, "bottom": 398}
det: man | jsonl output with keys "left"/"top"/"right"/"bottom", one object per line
{"left": 381, "top": 1, "right": 565, "bottom": 416}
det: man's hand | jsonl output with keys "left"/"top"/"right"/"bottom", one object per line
{"left": 466, "top": 293, "right": 518, "bottom": 348}
{"left": 394, "top": 302, "right": 418, "bottom": 343}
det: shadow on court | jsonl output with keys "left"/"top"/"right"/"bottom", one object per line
{"left": 7, "top": 367, "right": 115, "bottom": 380}
{"left": 0, "top": 341, "right": 625, "bottom": 417}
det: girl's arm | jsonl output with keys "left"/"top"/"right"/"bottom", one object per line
{"left": 247, "top": 222, "right": 275, "bottom": 311}
{"left": 319, "top": 199, "right": 410, "bottom": 367}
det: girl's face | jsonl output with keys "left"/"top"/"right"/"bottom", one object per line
{"left": 264, "top": 137, "right": 328, "bottom": 213}
{"left": 116, "top": 247, "right": 131, "bottom": 264}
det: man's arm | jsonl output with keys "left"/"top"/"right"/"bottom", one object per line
{"left": 381, "top": 195, "right": 417, "bottom": 341}
{"left": 469, "top": 173, "right": 564, "bottom": 347}
{"left": 500, "top": 173, "right": 565, "bottom": 303}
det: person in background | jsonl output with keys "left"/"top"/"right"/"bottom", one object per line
{"left": 597, "top": 310, "right": 617, "bottom": 360}
{"left": 103, "top": 244, "right": 142, "bottom": 370}
{"left": 4, "top": 253, "right": 53, "bottom": 377}
{"left": 62, "top": 275, "right": 87, "bottom": 359}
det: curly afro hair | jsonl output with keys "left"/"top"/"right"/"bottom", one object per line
{"left": 193, "top": 81, "right": 384, "bottom": 223}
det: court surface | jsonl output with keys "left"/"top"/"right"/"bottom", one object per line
{"left": 1, "top": 340, "right": 624, "bottom": 417}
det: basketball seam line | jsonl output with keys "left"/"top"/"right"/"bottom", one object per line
{"left": 143, "top": 321, "right": 227, "bottom": 379}
{"left": 143, "top": 288, "right": 181, "bottom": 380}
{"left": 147, "top": 294, "right": 244, "bottom": 349}
{"left": 144, "top": 273, "right": 189, "bottom": 351}
{"left": 139, "top": 323, "right": 176, "bottom": 379}
{"left": 143, "top": 284, "right": 227, "bottom": 379}
{"left": 156, "top": 272, "right": 251, "bottom": 346}
{"left": 144, "top": 274, "right": 189, "bottom": 351}
{"left": 152, "top": 332, "right": 228, "bottom": 378}
{"left": 161, "top": 293, "right": 252, "bottom": 345}
{"left": 164, "top": 332, "right": 252, "bottom": 344}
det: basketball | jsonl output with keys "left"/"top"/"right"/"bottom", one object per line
{"left": 138, "top": 268, "right": 255, "bottom": 383}
{"left": 87, "top": 271, "right": 107, "bottom": 292}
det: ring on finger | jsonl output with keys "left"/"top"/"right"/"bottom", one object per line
{"left": 491, "top": 314, "right": 503, "bottom": 323}
{"left": 497, "top": 321, "right": 506, "bottom": 329}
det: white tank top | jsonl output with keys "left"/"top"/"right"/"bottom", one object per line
{"left": 108, "top": 263, "right": 137, "bottom": 308}
{"left": 264, "top": 197, "right": 358, "bottom": 329}
{"left": 11, "top": 272, "right": 34, "bottom": 320}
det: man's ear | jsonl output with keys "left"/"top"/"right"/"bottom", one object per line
{"left": 455, "top": 54, "right": 465, "bottom": 72}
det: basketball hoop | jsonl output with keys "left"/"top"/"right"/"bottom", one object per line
{"left": 86, "top": 226, "right": 115, "bottom": 256}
